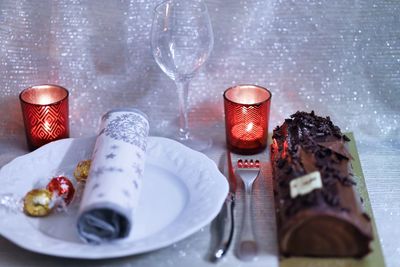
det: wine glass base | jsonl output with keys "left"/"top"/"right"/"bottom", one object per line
{"left": 178, "top": 135, "right": 213, "bottom": 152}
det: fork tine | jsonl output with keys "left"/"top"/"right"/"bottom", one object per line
{"left": 238, "top": 159, "right": 243, "bottom": 168}
{"left": 244, "top": 160, "right": 249, "bottom": 168}
{"left": 237, "top": 159, "right": 260, "bottom": 169}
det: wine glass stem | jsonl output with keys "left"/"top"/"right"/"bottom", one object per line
{"left": 175, "top": 78, "right": 191, "bottom": 140}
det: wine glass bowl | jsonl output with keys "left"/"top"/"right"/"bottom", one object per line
{"left": 151, "top": 0, "right": 214, "bottom": 150}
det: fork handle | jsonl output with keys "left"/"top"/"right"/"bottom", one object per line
{"left": 237, "top": 180, "right": 258, "bottom": 261}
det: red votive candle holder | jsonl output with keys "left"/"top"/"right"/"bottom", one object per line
{"left": 223, "top": 84, "right": 272, "bottom": 154}
{"left": 19, "top": 84, "right": 69, "bottom": 150}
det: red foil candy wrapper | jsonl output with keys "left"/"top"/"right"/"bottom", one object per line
{"left": 47, "top": 176, "right": 75, "bottom": 205}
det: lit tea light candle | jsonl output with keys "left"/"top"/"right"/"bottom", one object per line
{"left": 231, "top": 122, "right": 264, "bottom": 143}
{"left": 224, "top": 84, "right": 272, "bottom": 154}
{"left": 20, "top": 84, "right": 69, "bottom": 150}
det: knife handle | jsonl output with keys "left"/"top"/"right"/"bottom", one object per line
{"left": 209, "top": 194, "right": 235, "bottom": 262}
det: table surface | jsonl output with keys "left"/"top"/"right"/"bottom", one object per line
{"left": 0, "top": 0, "right": 399, "bottom": 266}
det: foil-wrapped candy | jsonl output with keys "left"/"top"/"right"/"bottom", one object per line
{"left": 73, "top": 160, "right": 91, "bottom": 183}
{"left": 46, "top": 176, "right": 75, "bottom": 205}
{"left": 23, "top": 189, "right": 54, "bottom": 217}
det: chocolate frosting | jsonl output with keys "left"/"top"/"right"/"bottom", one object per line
{"left": 271, "top": 111, "right": 373, "bottom": 258}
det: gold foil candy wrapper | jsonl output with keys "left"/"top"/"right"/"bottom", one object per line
{"left": 23, "top": 189, "right": 54, "bottom": 217}
{"left": 74, "top": 160, "right": 91, "bottom": 183}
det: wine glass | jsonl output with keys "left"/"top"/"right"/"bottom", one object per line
{"left": 151, "top": 0, "right": 214, "bottom": 151}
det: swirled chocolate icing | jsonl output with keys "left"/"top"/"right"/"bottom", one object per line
{"left": 271, "top": 111, "right": 373, "bottom": 258}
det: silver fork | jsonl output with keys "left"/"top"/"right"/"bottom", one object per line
{"left": 235, "top": 159, "right": 260, "bottom": 261}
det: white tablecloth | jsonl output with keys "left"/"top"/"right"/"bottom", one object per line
{"left": 0, "top": 0, "right": 399, "bottom": 266}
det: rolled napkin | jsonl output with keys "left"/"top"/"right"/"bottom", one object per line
{"left": 77, "top": 108, "right": 149, "bottom": 244}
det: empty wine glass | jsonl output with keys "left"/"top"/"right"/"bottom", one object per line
{"left": 151, "top": 0, "right": 214, "bottom": 151}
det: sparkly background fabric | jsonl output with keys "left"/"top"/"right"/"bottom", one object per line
{"left": 0, "top": 0, "right": 399, "bottom": 266}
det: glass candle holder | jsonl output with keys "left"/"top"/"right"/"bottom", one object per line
{"left": 223, "top": 84, "right": 272, "bottom": 154}
{"left": 19, "top": 84, "right": 69, "bottom": 150}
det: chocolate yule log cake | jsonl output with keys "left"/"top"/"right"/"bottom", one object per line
{"left": 271, "top": 111, "right": 373, "bottom": 258}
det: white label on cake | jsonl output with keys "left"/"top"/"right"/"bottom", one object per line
{"left": 290, "top": 171, "right": 322, "bottom": 198}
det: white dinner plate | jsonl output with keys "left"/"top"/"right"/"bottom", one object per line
{"left": 0, "top": 136, "right": 228, "bottom": 259}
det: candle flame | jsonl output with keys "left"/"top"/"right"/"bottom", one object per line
{"left": 38, "top": 95, "right": 53, "bottom": 105}
{"left": 246, "top": 122, "right": 253, "bottom": 132}
{"left": 44, "top": 121, "right": 51, "bottom": 132}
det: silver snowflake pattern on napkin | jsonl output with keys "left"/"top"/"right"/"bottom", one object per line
{"left": 99, "top": 113, "right": 148, "bottom": 152}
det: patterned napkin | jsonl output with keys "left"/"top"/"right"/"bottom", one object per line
{"left": 77, "top": 108, "right": 149, "bottom": 244}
